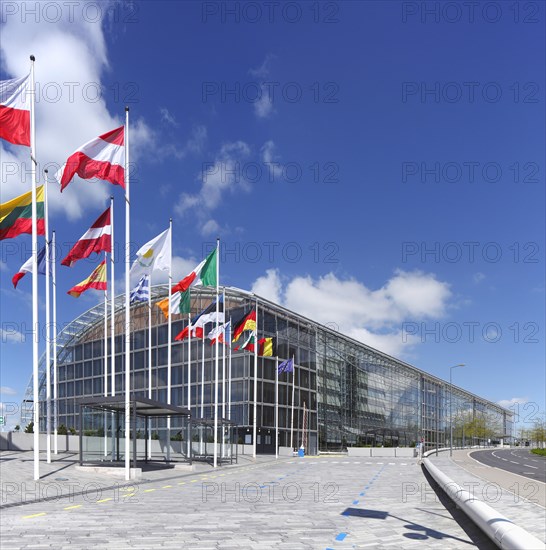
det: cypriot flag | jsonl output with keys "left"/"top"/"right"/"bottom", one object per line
{"left": 131, "top": 227, "right": 171, "bottom": 280}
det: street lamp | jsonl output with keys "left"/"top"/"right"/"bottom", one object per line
{"left": 450, "top": 364, "right": 465, "bottom": 457}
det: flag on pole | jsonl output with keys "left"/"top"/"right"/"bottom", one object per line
{"left": 130, "top": 227, "right": 171, "bottom": 276}
{"left": 278, "top": 357, "right": 294, "bottom": 374}
{"left": 67, "top": 260, "right": 107, "bottom": 297}
{"left": 12, "top": 244, "right": 49, "bottom": 288}
{"left": 175, "top": 295, "right": 224, "bottom": 341}
{"left": 171, "top": 248, "right": 217, "bottom": 293}
{"left": 234, "top": 330, "right": 255, "bottom": 352}
{"left": 61, "top": 207, "right": 111, "bottom": 266}
{"left": 232, "top": 309, "right": 256, "bottom": 342}
{"left": 258, "top": 337, "right": 274, "bottom": 357}
{"left": 156, "top": 290, "right": 191, "bottom": 318}
{"left": 0, "top": 185, "right": 44, "bottom": 240}
{"left": 55, "top": 126, "right": 125, "bottom": 192}
{"left": 0, "top": 74, "right": 30, "bottom": 146}
{"left": 130, "top": 274, "right": 150, "bottom": 303}
{"left": 207, "top": 320, "right": 231, "bottom": 345}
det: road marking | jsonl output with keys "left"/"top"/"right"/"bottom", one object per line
{"left": 63, "top": 505, "right": 82, "bottom": 510}
{"left": 524, "top": 464, "right": 538, "bottom": 469}
{"left": 97, "top": 498, "right": 112, "bottom": 503}
{"left": 122, "top": 493, "right": 135, "bottom": 498}
{"left": 523, "top": 472, "right": 536, "bottom": 475}
{"left": 178, "top": 482, "right": 186, "bottom": 485}
{"left": 190, "top": 479, "right": 198, "bottom": 483}
{"left": 144, "top": 489, "right": 156, "bottom": 493}
{"left": 23, "top": 513, "right": 46, "bottom": 519}
{"left": 510, "top": 461, "right": 519, "bottom": 464}
{"left": 162, "top": 485, "right": 172, "bottom": 488}
{"left": 335, "top": 533, "right": 347, "bottom": 541}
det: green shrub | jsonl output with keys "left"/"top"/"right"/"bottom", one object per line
{"left": 531, "top": 448, "right": 546, "bottom": 457}
{"left": 24, "top": 421, "right": 34, "bottom": 433}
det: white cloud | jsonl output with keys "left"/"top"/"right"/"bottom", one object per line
{"left": 496, "top": 396, "right": 528, "bottom": 410}
{"left": 174, "top": 140, "right": 251, "bottom": 235}
{"left": 251, "top": 268, "right": 452, "bottom": 357}
{"left": 473, "top": 272, "right": 486, "bottom": 284}
{"left": 0, "top": 327, "right": 25, "bottom": 344}
{"left": 0, "top": 2, "right": 154, "bottom": 221}
{"left": 260, "top": 140, "right": 283, "bottom": 180}
{"left": 202, "top": 219, "right": 220, "bottom": 237}
{"left": 249, "top": 55, "right": 276, "bottom": 119}
{"left": 160, "top": 107, "right": 178, "bottom": 127}
{"left": 0, "top": 386, "right": 17, "bottom": 395}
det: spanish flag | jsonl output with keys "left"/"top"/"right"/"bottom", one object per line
{"left": 67, "top": 260, "right": 107, "bottom": 298}
{"left": 0, "top": 186, "right": 44, "bottom": 240}
{"left": 232, "top": 309, "right": 256, "bottom": 342}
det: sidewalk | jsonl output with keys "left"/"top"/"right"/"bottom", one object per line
{"left": 1, "top": 450, "right": 497, "bottom": 549}
{"left": 427, "top": 449, "right": 546, "bottom": 544}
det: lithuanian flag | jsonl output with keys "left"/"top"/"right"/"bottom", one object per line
{"left": 0, "top": 186, "right": 45, "bottom": 240}
{"left": 67, "top": 260, "right": 107, "bottom": 298}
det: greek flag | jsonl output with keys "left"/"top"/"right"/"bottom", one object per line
{"left": 130, "top": 274, "right": 150, "bottom": 303}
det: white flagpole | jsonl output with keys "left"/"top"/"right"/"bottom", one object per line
{"left": 227, "top": 318, "right": 232, "bottom": 422}
{"left": 103, "top": 251, "right": 108, "bottom": 456}
{"left": 222, "top": 291, "right": 226, "bottom": 420}
{"left": 29, "top": 55, "right": 40, "bottom": 480}
{"left": 124, "top": 106, "right": 131, "bottom": 481}
{"left": 200, "top": 326, "right": 205, "bottom": 455}
{"left": 166, "top": 218, "right": 172, "bottom": 462}
{"left": 290, "top": 355, "right": 295, "bottom": 451}
{"left": 52, "top": 229, "right": 58, "bottom": 455}
{"left": 252, "top": 301, "right": 258, "bottom": 459}
{"left": 213, "top": 238, "right": 220, "bottom": 468}
{"left": 44, "top": 170, "right": 51, "bottom": 464}
{"left": 147, "top": 273, "right": 152, "bottom": 459}
{"left": 187, "top": 313, "right": 192, "bottom": 458}
{"left": 275, "top": 354, "right": 278, "bottom": 460}
{"left": 110, "top": 196, "right": 115, "bottom": 398}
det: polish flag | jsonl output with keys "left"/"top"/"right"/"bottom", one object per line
{"left": 0, "top": 74, "right": 30, "bottom": 147}
{"left": 61, "top": 207, "right": 111, "bottom": 267}
{"left": 56, "top": 126, "right": 125, "bottom": 192}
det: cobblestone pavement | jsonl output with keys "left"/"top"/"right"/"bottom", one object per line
{"left": 1, "top": 451, "right": 496, "bottom": 549}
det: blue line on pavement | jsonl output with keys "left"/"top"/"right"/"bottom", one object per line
{"left": 335, "top": 533, "right": 347, "bottom": 541}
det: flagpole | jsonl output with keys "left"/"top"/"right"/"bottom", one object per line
{"left": 29, "top": 54, "right": 40, "bottom": 480}
{"left": 110, "top": 196, "right": 115, "bottom": 399}
{"left": 43, "top": 170, "right": 51, "bottom": 464}
{"left": 252, "top": 300, "right": 258, "bottom": 459}
{"left": 200, "top": 325, "right": 205, "bottom": 456}
{"left": 124, "top": 106, "right": 131, "bottom": 481}
{"left": 147, "top": 273, "right": 152, "bottom": 460}
{"left": 221, "top": 291, "right": 226, "bottom": 459}
{"left": 228, "top": 317, "right": 232, "bottom": 422}
{"left": 103, "top": 251, "right": 108, "bottom": 456}
{"left": 166, "top": 218, "right": 172, "bottom": 462}
{"left": 52, "top": 229, "right": 58, "bottom": 455}
{"left": 187, "top": 313, "right": 191, "bottom": 458}
{"left": 275, "top": 354, "right": 279, "bottom": 460}
{"left": 213, "top": 238, "right": 220, "bottom": 468}
{"left": 290, "top": 355, "right": 295, "bottom": 451}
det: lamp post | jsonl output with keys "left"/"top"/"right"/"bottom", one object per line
{"left": 450, "top": 364, "right": 465, "bottom": 457}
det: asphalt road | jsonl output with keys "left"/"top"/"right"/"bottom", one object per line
{"left": 470, "top": 448, "right": 546, "bottom": 483}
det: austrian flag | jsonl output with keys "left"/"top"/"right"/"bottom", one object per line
{"left": 56, "top": 126, "right": 125, "bottom": 192}
{"left": 61, "top": 207, "right": 111, "bottom": 267}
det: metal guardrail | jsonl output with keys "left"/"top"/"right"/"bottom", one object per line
{"left": 422, "top": 448, "right": 545, "bottom": 550}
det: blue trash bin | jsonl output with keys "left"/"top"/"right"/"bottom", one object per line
{"left": 298, "top": 448, "right": 304, "bottom": 458}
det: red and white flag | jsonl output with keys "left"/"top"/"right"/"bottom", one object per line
{"left": 61, "top": 207, "right": 111, "bottom": 267}
{"left": 55, "top": 126, "right": 125, "bottom": 192}
{"left": 0, "top": 74, "right": 30, "bottom": 147}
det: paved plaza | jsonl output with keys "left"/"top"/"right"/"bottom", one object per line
{"left": 0, "top": 450, "right": 497, "bottom": 549}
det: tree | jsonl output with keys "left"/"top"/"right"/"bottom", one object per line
{"left": 24, "top": 421, "right": 34, "bottom": 433}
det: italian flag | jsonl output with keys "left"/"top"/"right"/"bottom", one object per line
{"left": 0, "top": 186, "right": 44, "bottom": 240}
{"left": 56, "top": 126, "right": 125, "bottom": 192}
{"left": 67, "top": 260, "right": 107, "bottom": 298}
{"left": 0, "top": 74, "right": 30, "bottom": 147}
{"left": 172, "top": 248, "right": 217, "bottom": 293}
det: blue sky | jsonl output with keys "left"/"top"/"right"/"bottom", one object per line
{"left": 1, "top": 1, "right": 544, "bottom": 430}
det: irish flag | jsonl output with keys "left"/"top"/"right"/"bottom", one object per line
{"left": 56, "top": 126, "right": 125, "bottom": 192}
{"left": 67, "top": 260, "right": 107, "bottom": 297}
{"left": 61, "top": 207, "right": 111, "bottom": 267}
{"left": 0, "top": 74, "right": 30, "bottom": 146}
{"left": 172, "top": 248, "right": 217, "bottom": 293}
{"left": 156, "top": 290, "right": 191, "bottom": 319}
{"left": 0, "top": 186, "right": 44, "bottom": 240}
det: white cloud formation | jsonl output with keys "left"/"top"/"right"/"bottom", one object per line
{"left": 0, "top": 2, "right": 153, "bottom": 220}
{"left": 249, "top": 55, "right": 276, "bottom": 119}
{"left": 251, "top": 268, "right": 452, "bottom": 357}
{"left": 496, "top": 396, "right": 529, "bottom": 410}
{"left": 0, "top": 386, "right": 17, "bottom": 395}
{"left": 473, "top": 272, "right": 486, "bottom": 284}
{"left": 174, "top": 140, "right": 251, "bottom": 235}
{"left": 0, "top": 327, "right": 25, "bottom": 344}
{"left": 160, "top": 107, "right": 178, "bottom": 127}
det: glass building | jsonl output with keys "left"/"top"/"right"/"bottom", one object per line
{"left": 22, "top": 286, "right": 513, "bottom": 453}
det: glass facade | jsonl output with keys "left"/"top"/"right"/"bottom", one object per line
{"left": 26, "top": 286, "right": 513, "bottom": 453}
